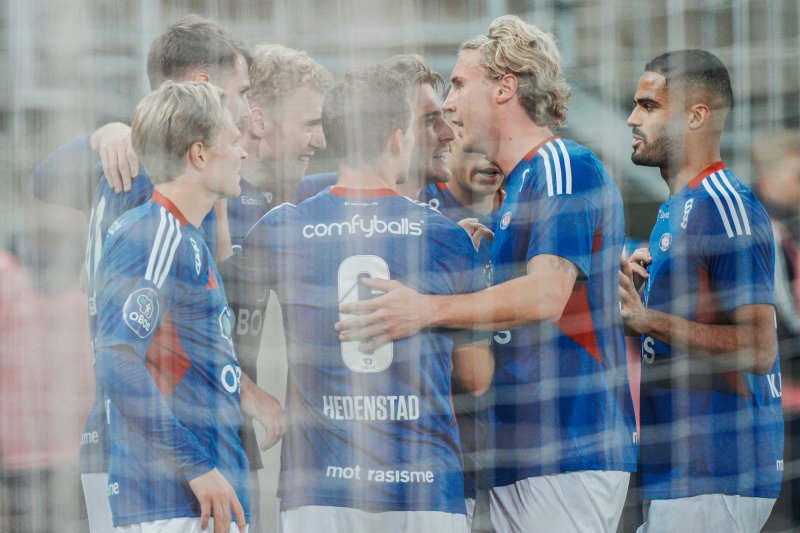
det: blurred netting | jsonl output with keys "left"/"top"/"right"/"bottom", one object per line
{"left": 1, "top": 1, "right": 799, "bottom": 531}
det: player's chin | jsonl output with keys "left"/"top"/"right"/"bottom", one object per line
{"left": 427, "top": 164, "right": 452, "bottom": 183}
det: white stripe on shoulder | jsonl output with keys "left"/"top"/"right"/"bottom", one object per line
{"left": 701, "top": 179, "right": 735, "bottom": 238}
{"left": 717, "top": 172, "right": 751, "bottom": 235}
{"left": 545, "top": 142, "right": 563, "bottom": 195}
{"left": 555, "top": 139, "right": 572, "bottom": 194}
{"left": 539, "top": 148, "right": 554, "bottom": 197}
{"left": 156, "top": 220, "right": 182, "bottom": 289}
{"left": 151, "top": 214, "right": 178, "bottom": 285}
{"left": 145, "top": 208, "right": 168, "bottom": 283}
{"left": 519, "top": 168, "right": 530, "bottom": 193}
{"left": 708, "top": 171, "right": 743, "bottom": 236}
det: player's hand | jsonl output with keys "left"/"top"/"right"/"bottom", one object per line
{"left": 619, "top": 259, "right": 649, "bottom": 336}
{"left": 188, "top": 468, "right": 247, "bottom": 533}
{"left": 89, "top": 122, "right": 138, "bottom": 193}
{"left": 240, "top": 376, "right": 286, "bottom": 450}
{"left": 458, "top": 217, "right": 494, "bottom": 252}
{"left": 625, "top": 247, "right": 651, "bottom": 292}
{"left": 335, "top": 278, "right": 430, "bottom": 352}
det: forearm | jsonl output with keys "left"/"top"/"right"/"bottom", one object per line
{"left": 637, "top": 306, "right": 777, "bottom": 375}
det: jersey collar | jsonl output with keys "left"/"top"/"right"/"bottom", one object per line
{"left": 688, "top": 161, "right": 725, "bottom": 190}
{"left": 151, "top": 190, "right": 190, "bottom": 227}
{"left": 524, "top": 135, "right": 561, "bottom": 162}
{"left": 329, "top": 186, "right": 399, "bottom": 198}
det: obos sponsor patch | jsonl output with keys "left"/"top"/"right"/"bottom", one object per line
{"left": 123, "top": 288, "right": 159, "bottom": 338}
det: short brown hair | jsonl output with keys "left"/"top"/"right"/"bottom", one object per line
{"left": 132, "top": 81, "right": 226, "bottom": 184}
{"left": 382, "top": 54, "right": 445, "bottom": 97}
{"left": 461, "top": 15, "right": 570, "bottom": 128}
{"left": 146, "top": 15, "right": 250, "bottom": 89}
{"left": 322, "top": 66, "right": 411, "bottom": 167}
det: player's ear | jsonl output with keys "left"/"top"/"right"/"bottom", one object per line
{"left": 187, "top": 140, "right": 208, "bottom": 169}
{"left": 387, "top": 128, "right": 405, "bottom": 156}
{"left": 496, "top": 74, "right": 518, "bottom": 105}
{"left": 688, "top": 103, "right": 710, "bottom": 131}
{"left": 248, "top": 107, "right": 266, "bottom": 138}
{"left": 190, "top": 71, "right": 211, "bottom": 83}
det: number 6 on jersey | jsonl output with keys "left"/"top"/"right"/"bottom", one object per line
{"left": 337, "top": 255, "right": 393, "bottom": 372}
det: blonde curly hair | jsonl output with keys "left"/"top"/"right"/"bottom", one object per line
{"left": 248, "top": 44, "right": 333, "bottom": 110}
{"left": 461, "top": 15, "right": 570, "bottom": 128}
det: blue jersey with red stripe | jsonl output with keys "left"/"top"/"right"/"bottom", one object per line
{"left": 81, "top": 173, "right": 217, "bottom": 475}
{"left": 487, "top": 136, "right": 637, "bottom": 488}
{"left": 93, "top": 191, "right": 248, "bottom": 526}
{"left": 232, "top": 186, "right": 487, "bottom": 514}
{"left": 640, "top": 162, "right": 783, "bottom": 499}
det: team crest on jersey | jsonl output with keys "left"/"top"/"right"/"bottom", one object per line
{"left": 500, "top": 211, "right": 512, "bottom": 229}
{"left": 658, "top": 232, "right": 672, "bottom": 252}
{"left": 123, "top": 288, "right": 159, "bottom": 339}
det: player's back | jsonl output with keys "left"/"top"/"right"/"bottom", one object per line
{"left": 249, "top": 186, "right": 485, "bottom": 514}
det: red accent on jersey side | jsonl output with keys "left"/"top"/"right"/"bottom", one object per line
{"left": 436, "top": 182, "right": 448, "bottom": 192}
{"left": 688, "top": 161, "right": 725, "bottom": 190}
{"left": 592, "top": 229, "right": 603, "bottom": 253}
{"left": 205, "top": 267, "right": 219, "bottom": 290}
{"left": 524, "top": 135, "right": 561, "bottom": 162}
{"left": 151, "top": 190, "right": 190, "bottom": 227}
{"left": 555, "top": 281, "right": 602, "bottom": 364}
{"left": 145, "top": 312, "right": 192, "bottom": 397}
{"left": 329, "top": 187, "right": 399, "bottom": 198}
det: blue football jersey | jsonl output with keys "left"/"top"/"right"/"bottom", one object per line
{"left": 81, "top": 172, "right": 217, "bottom": 475}
{"left": 418, "top": 182, "right": 504, "bottom": 498}
{"left": 234, "top": 186, "right": 487, "bottom": 514}
{"left": 228, "top": 178, "right": 278, "bottom": 250}
{"left": 640, "top": 162, "right": 783, "bottom": 499}
{"left": 93, "top": 191, "right": 248, "bottom": 526}
{"left": 295, "top": 171, "right": 338, "bottom": 203}
{"left": 487, "top": 136, "right": 637, "bottom": 488}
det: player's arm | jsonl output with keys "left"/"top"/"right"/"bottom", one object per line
{"left": 337, "top": 254, "right": 578, "bottom": 351}
{"left": 30, "top": 134, "right": 101, "bottom": 210}
{"left": 452, "top": 338, "right": 494, "bottom": 396}
{"left": 619, "top": 261, "right": 777, "bottom": 375}
{"left": 89, "top": 122, "right": 139, "bottom": 193}
{"left": 239, "top": 373, "right": 285, "bottom": 450}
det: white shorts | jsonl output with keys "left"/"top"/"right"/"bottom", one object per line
{"left": 81, "top": 472, "right": 114, "bottom": 533}
{"left": 464, "top": 497, "right": 475, "bottom": 531}
{"left": 280, "top": 505, "right": 468, "bottom": 533}
{"left": 637, "top": 494, "right": 776, "bottom": 533}
{"left": 116, "top": 517, "right": 248, "bottom": 533}
{"left": 489, "top": 470, "right": 630, "bottom": 533}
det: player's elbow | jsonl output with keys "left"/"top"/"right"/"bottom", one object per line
{"left": 454, "top": 345, "right": 494, "bottom": 396}
{"left": 750, "top": 338, "right": 778, "bottom": 376}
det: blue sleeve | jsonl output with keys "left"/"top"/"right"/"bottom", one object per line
{"left": 94, "top": 234, "right": 213, "bottom": 480}
{"left": 526, "top": 193, "right": 598, "bottom": 277}
{"left": 698, "top": 199, "right": 776, "bottom": 315}
{"left": 222, "top": 216, "right": 275, "bottom": 378}
{"left": 296, "top": 172, "right": 338, "bottom": 203}
{"left": 31, "top": 134, "right": 102, "bottom": 211}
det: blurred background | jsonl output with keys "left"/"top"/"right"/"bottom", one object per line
{"left": 1, "top": 0, "right": 799, "bottom": 531}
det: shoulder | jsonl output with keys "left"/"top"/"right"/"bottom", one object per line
{"left": 528, "top": 138, "right": 613, "bottom": 198}
{"left": 689, "top": 170, "right": 771, "bottom": 239}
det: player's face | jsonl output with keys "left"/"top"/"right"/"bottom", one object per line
{"left": 218, "top": 54, "right": 252, "bottom": 129}
{"left": 444, "top": 49, "right": 497, "bottom": 156}
{"left": 410, "top": 84, "right": 455, "bottom": 184}
{"left": 449, "top": 130, "right": 504, "bottom": 198}
{"left": 204, "top": 111, "right": 247, "bottom": 198}
{"left": 266, "top": 85, "right": 326, "bottom": 182}
{"left": 627, "top": 71, "right": 683, "bottom": 168}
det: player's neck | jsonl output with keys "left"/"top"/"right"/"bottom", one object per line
{"left": 447, "top": 183, "right": 495, "bottom": 215}
{"left": 494, "top": 119, "right": 554, "bottom": 177}
{"left": 337, "top": 164, "right": 398, "bottom": 193}
{"left": 154, "top": 181, "right": 217, "bottom": 228}
{"left": 663, "top": 146, "right": 722, "bottom": 195}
